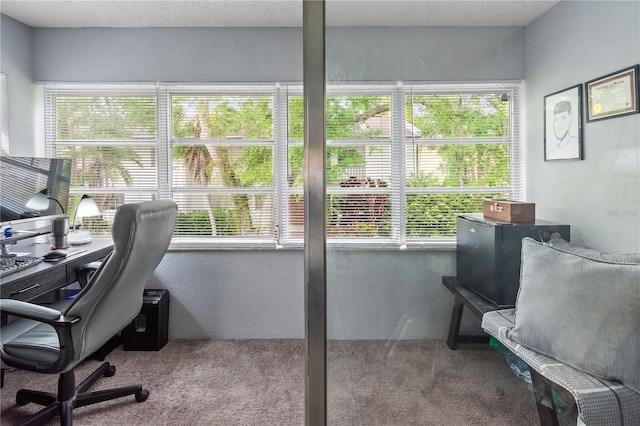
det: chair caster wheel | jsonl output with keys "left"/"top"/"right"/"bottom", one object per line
{"left": 105, "top": 365, "right": 116, "bottom": 377}
{"left": 135, "top": 389, "right": 149, "bottom": 403}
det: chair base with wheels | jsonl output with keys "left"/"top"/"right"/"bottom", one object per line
{"left": 15, "top": 362, "right": 148, "bottom": 426}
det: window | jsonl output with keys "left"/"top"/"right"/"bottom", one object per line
{"left": 167, "top": 86, "right": 277, "bottom": 245}
{"left": 45, "top": 82, "right": 522, "bottom": 248}
{"left": 285, "top": 86, "right": 396, "bottom": 245}
{"left": 45, "top": 85, "right": 159, "bottom": 235}
{"left": 403, "top": 85, "right": 522, "bottom": 245}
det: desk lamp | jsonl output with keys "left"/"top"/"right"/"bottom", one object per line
{"left": 68, "top": 194, "right": 100, "bottom": 245}
{"left": 25, "top": 188, "right": 65, "bottom": 214}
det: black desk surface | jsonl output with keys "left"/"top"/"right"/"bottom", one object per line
{"left": 1, "top": 238, "right": 114, "bottom": 301}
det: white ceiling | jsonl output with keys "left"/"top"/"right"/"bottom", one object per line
{"left": 0, "top": 0, "right": 560, "bottom": 28}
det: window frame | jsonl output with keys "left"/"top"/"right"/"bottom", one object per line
{"left": 164, "top": 84, "right": 279, "bottom": 247}
{"left": 44, "top": 81, "right": 523, "bottom": 249}
{"left": 44, "top": 84, "right": 162, "bottom": 238}
{"left": 401, "top": 83, "right": 523, "bottom": 248}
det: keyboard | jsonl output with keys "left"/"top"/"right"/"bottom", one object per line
{"left": 0, "top": 255, "right": 43, "bottom": 278}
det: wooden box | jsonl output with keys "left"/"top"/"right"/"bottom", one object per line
{"left": 483, "top": 199, "right": 535, "bottom": 223}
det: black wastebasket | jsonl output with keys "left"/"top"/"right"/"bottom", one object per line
{"left": 122, "top": 289, "right": 169, "bottom": 351}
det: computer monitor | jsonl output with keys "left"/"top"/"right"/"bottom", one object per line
{"left": 0, "top": 156, "right": 72, "bottom": 227}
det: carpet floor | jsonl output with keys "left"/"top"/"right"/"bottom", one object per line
{"left": 1, "top": 339, "right": 576, "bottom": 425}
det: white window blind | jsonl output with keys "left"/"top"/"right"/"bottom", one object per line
{"left": 324, "top": 86, "right": 396, "bottom": 245}
{"left": 167, "top": 85, "right": 277, "bottom": 244}
{"left": 44, "top": 81, "right": 523, "bottom": 248}
{"left": 284, "top": 85, "right": 398, "bottom": 246}
{"left": 44, "top": 84, "right": 159, "bottom": 236}
{"left": 403, "top": 84, "right": 522, "bottom": 245}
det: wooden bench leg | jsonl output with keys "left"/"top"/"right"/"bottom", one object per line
{"left": 530, "top": 369, "right": 559, "bottom": 426}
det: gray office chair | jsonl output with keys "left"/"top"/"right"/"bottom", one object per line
{"left": 0, "top": 200, "right": 177, "bottom": 426}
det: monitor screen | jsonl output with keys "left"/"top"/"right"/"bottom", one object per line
{"left": 0, "top": 156, "right": 72, "bottom": 225}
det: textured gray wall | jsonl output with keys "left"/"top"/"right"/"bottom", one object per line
{"left": 0, "top": 15, "right": 38, "bottom": 155}
{"left": 31, "top": 26, "right": 524, "bottom": 82}
{"left": 148, "top": 249, "right": 459, "bottom": 340}
{"left": 32, "top": 27, "right": 302, "bottom": 82}
{"left": 524, "top": 1, "right": 640, "bottom": 253}
{"left": 325, "top": 249, "right": 457, "bottom": 340}
{"left": 326, "top": 27, "right": 525, "bottom": 81}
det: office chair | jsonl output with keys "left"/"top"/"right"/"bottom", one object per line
{"left": 0, "top": 200, "right": 177, "bottom": 426}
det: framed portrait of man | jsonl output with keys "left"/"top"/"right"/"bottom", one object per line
{"left": 544, "top": 85, "right": 583, "bottom": 161}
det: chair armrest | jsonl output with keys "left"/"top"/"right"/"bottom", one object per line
{"left": 77, "top": 260, "right": 104, "bottom": 287}
{"left": 0, "top": 299, "right": 79, "bottom": 373}
{"left": 0, "top": 299, "right": 62, "bottom": 322}
{"left": 80, "top": 261, "right": 103, "bottom": 270}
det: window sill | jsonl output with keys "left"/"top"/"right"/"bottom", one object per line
{"left": 168, "top": 238, "right": 456, "bottom": 252}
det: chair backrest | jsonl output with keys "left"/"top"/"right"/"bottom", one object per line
{"left": 64, "top": 200, "right": 177, "bottom": 361}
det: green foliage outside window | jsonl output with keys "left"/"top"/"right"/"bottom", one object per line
{"left": 287, "top": 96, "right": 389, "bottom": 189}
{"left": 54, "top": 96, "right": 156, "bottom": 235}
{"left": 52, "top": 88, "right": 514, "bottom": 241}
{"left": 171, "top": 95, "right": 275, "bottom": 235}
{"left": 211, "top": 209, "right": 241, "bottom": 236}
{"left": 405, "top": 93, "right": 511, "bottom": 236}
{"left": 406, "top": 192, "right": 508, "bottom": 237}
{"left": 175, "top": 211, "right": 214, "bottom": 236}
{"left": 56, "top": 96, "right": 156, "bottom": 140}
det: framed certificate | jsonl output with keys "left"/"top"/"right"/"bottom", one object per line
{"left": 586, "top": 65, "right": 639, "bottom": 122}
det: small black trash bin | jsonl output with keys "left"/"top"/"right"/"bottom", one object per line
{"left": 122, "top": 289, "right": 169, "bottom": 351}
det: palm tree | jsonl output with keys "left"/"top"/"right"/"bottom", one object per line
{"left": 57, "top": 96, "right": 151, "bottom": 230}
{"left": 172, "top": 97, "right": 275, "bottom": 235}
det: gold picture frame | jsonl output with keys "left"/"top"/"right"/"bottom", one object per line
{"left": 586, "top": 65, "right": 639, "bottom": 122}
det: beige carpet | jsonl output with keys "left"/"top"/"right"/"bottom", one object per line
{"left": 1, "top": 339, "right": 576, "bottom": 425}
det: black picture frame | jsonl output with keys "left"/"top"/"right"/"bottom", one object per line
{"left": 544, "top": 84, "right": 583, "bottom": 161}
{"left": 586, "top": 65, "right": 639, "bottom": 122}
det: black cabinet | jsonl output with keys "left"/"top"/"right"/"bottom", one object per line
{"left": 456, "top": 214, "right": 570, "bottom": 307}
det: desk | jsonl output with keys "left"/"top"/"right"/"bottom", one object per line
{"left": 0, "top": 239, "right": 114, "bottom": 387}
{"left": 1, "top": 239, "right": 114, "bottom": 302}
{"left": 442, "top": 276, "right": 502, "bottom": 350}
